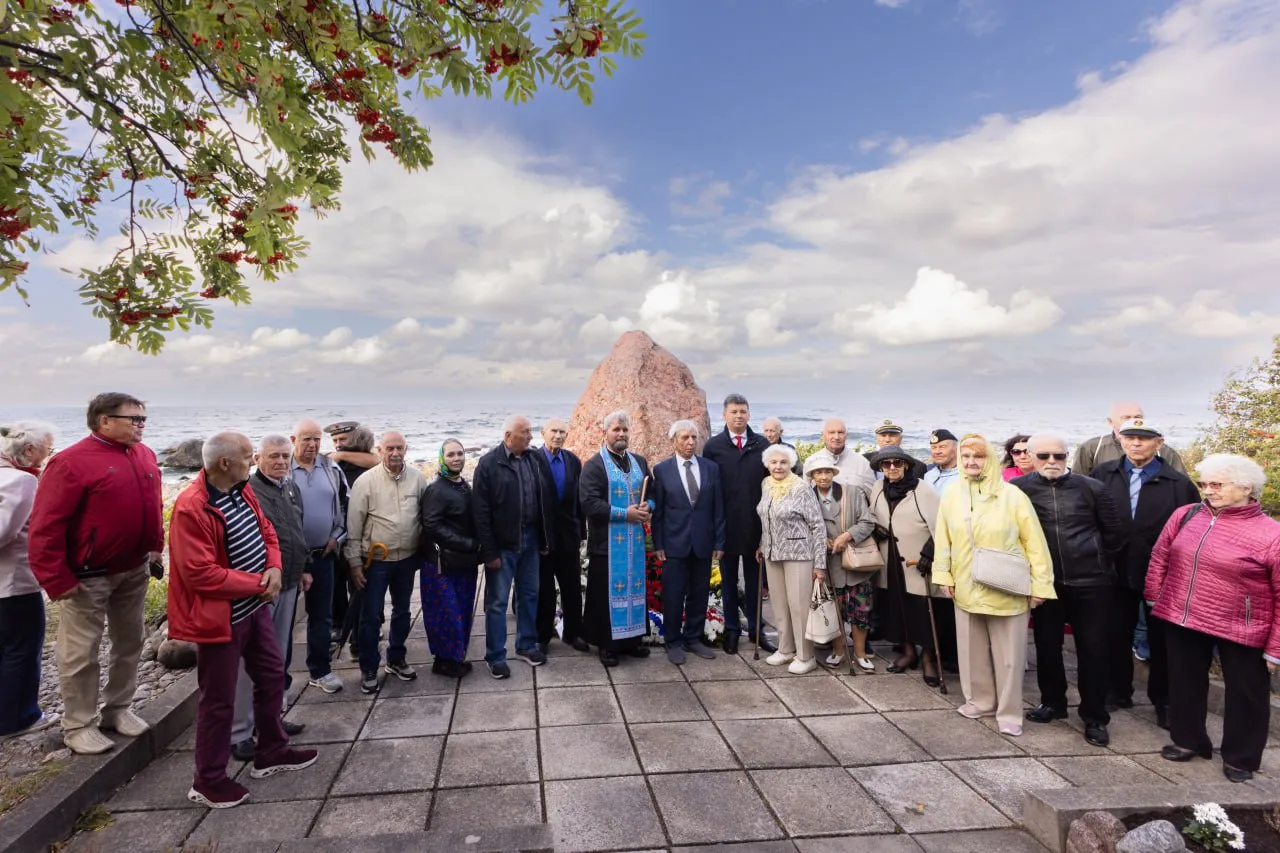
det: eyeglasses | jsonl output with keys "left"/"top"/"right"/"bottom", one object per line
{"left": 1010, "top": 448, "right": 1030, "bottom": 456}
{"left": 105, "top": 415, "right": 148, "bottom": 426}
{"left": 1035, "top": 453, "right": 1068, "bottom": 461}
{"left": 880, "top": 460, "right": 906, "bottom": 469}
{"left": 1196, "top": 481, "right": 1227, "bottom": 491}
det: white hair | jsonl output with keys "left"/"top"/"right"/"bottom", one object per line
{"left": 0, "top": 421, "right": 56, "bottom": 464}
{"left": 762, "top": 443, "right": 798, "bottom": 469}
{"left": 668, "top": 419, "right": 701, "bottom": 440}
{"left": 202, "top": 432, "right": 249, "bottom": 469}
{"left": 1196, "top": 453, "right": 1267, "bottom": 500}
{"left": 502, "top": 414, "right": 531, "bottom": 433}
{"left": 258, "top": 433, "right": 291, "bottom": 453}
{"left": 1027, "top": 433, "right": 1068, "bottom": 454}
{"left": 603, "top": 410, "right": 630, "bottom": 431}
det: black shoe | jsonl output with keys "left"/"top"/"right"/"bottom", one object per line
{"left": 685, "top": 642, "right": 716, "bottom": 660}
{"left": 386, "top": 660, "right": 417, "bottom": 681}
{"left": 360, "top": 671, "right": 380, "bottom": 694}
{"left": 231, "top": 738, "right": 256, "bottom": 762}
{"left": 516, "top": 647, "right": 547, "bottom": 667}
{"left": 460, "top": 661, "right": 474, "bottom": 675}
{"left": 599, "top": 649, "right": 619, "bottom": 667}
{"left": 570, "top": 636, "right": 590, "bottom": 653}
{"left": 488, "top": 661, "right": 511, "bottom": 679}
{"left": 749, "top": 632, "right": 777, "bottom": 654}
{"left": 886, "top": 656, "right": 919, "bottom": 674}
{"left": 433, "top": 659, "right": 464, "bottom": 678}
{"left": 723, "top": 634, "right": 740, "bottom": 655}
{"left": 281, "top": 719, "right": 305, "bottom": 736}
{"left": 1223, "top": 764, "right": 1254, "bottom": 783}
{"left": 1025, "top": 704, "right": 1068, "bottom": 724}
{"left": 1154, "top": 704, "right": 1169, "bottom": 730}
{"left": 625, "top": 645, "right": 650, "bottom": 658}
{"left": 1084, "top": 723, "right": 1110, "bottom": 747}
{"left": 1161, "top": 743, "right": 1212, "bottom": 762}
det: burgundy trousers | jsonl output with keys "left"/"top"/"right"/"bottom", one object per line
{"left": 194, "top": 606, "right": 290, "bottom": 787}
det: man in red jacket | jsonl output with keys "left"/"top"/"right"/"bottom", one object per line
{"left": 28, "top": 393, "right": 165, "bottom": 755}
{"left": 169, "top": 432, "right": 317, "bottom": 808}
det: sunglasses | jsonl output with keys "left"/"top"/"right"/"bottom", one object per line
{"left": 1035, "top": 453, "right": 1068, "bottom": 461}
{"left": 880, "top": 459, "right": 906, "bottom": 469}
{"left": 105, "top": 415, "right": 148, "bottom": 425}
{"left": 1010, "top": 448, "right": 1030, "bottom": 455}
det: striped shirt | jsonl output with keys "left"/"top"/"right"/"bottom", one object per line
{"left": 211, "top": 484, "right": 269, "bottom": 625}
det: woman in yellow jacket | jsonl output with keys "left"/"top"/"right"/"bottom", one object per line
{"left": 932, "top": 435, "right": 1055, "bottom": 737}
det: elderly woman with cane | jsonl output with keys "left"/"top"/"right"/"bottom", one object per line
{"left": 420, "top": 439, "right": 481, "bottom": 679}
{"left": 755, "top": 444, "right": 827, "bottom": 674}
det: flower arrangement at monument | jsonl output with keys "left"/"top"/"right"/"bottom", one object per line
{"left": 642, "top": 535, "right": 727, "bottom": 646}
{"left": 1183, "top": 803, "right": 1245, "bottom": 851}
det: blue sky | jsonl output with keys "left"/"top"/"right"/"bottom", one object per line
{"left": 5, "top": 0, "right": 1279, "bottom": 410}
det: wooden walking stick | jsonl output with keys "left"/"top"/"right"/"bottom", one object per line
{"left": 753, "top": 555, "right": 766, "bottom": 661}
{"left": 924, "top": 592, "right": 948, "bottom": 695}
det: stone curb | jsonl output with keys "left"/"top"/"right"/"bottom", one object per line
{"left": 0, "top": 671, "right": 199, "bottom": 853}
{"left": 1023, "top": 779, "right": 1280, "bottom": 852}
{"left": 173, "top": 824, "right": 556, "bottom": 853}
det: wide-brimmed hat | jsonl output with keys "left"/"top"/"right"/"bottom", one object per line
{"left": 867, "top": 446, "right": 916, "bottom": 469}
{"left": 803, "top": 455, "right": 840, "bottom": 477}
{"left": 1118, "top": 418, "right": 1162, "bottom": 438}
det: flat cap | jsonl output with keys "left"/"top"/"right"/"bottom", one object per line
{"left": 323, "top": 420, "right": 359, "bottom": 436}
{"left": 874, "top": 419, "right": 903, "bottom": 435}
{"left": 1118, "top": 418, "right": 1163, "bottom": 438}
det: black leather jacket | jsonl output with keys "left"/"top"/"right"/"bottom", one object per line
{"left": 471, "top": 445, "right": 552, "bottom": 564}
{"left": 1010, "top": 472, "right": 1127, "bottom": 587}
{"left": 420, "top": 476, "right": 479, "bottom": 569}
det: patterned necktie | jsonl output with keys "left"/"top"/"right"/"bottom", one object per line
{"left": 735, "top": 434, "right": 743, "bottom": 451}
{"left": 1129, "top": 467, "right": 1143, "bottom": 516}
{"left": 684, "top": 460, "right": 700, "bottom": 503}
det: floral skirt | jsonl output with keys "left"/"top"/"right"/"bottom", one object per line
{"left": 834, "top": 581, "right": 874, "bottom": 630}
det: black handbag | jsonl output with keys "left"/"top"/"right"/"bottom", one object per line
{"left": 437, "top": 546, "right": 479, "bottom": 574}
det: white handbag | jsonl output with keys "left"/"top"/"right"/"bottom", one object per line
{"left": 964, "top": 499, "right": 1032, "bottom": 597}
{"left": 805, "top": 579, "right": 842, "bottom": 644}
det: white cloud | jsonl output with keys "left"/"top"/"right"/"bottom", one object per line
{"left": 579, "top": 314, "right": 633, "bottom": 347}
{"left": 670, "top": 174, "right": 733, "bottom": 218}
{"left": 1071, "top": 291, "right": 1280, "bottom": 340}
{"left": 850, "top": 267, "right": 1062, "bottom": 345}
{"left": 250, "top": 327, "right": 315, "bottom": 350}
{"left": 636, "top": 271, "right": 731, "bottom": 352}
{"left": 744, "top": 305, "right": 797, "bottom": 348}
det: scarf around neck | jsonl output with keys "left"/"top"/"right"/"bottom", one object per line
{"left": 766, "top": 471, "right": 803, "bottom": 500}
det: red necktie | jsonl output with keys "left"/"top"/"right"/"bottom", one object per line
{"left": 735, "top": 434, "right": 743, "bottom": 450}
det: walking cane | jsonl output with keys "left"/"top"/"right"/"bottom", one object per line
{"left": 753, "top": 554, "right": 766, "bottom": 661}
{"left": 334, "top": 542, "right": 388, "bottom": 660}
{"left": 923, "top": 585, "right": 948, "bottom": 695}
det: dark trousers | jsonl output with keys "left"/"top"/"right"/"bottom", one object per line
{"left": 1110, "top": 586, "right": 1168, "bottom": 707}
{"left": 1165, "top": 621, "right": 1271, "bottom": 771}
{"left": 0, "top": 593, "right": 45, "bottom": 736}
{"left": 662, "top": 554, "right": 712, "bottom": 647}
{"left": 332, "top": 553, "right": 351, "bottom": 640}
{"left": 359, "top": 556, "right": 418, "bottom": 675}
{"left": 537, "top": 547, "right": 583, "bottom": 645}
{"left": 1032, "top": 584, "right": 1112, "bottom": 724}
{"left": 195, "top": 607, "right": 289, "bottom": 786}
{"left": 720, "top": 551, "right": 761, "bottom": 638}
{"left": 304, "top": 553, "right": 335, "bottom": 679}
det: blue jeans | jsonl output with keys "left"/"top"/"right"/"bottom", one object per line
{"left": 304, "top": 553, "right": 335, "bottom": 679}
{"left": 0, "top": 593, "right": 45, "bottom": 735}
{"left": 484, "top": 526, "right": 540, "bottom": 664}
{"left": 360, "top": 557, "right": 418, "bottom": 675}
{"left": 1133, "top": 602, "right": 1150, "bottom": 658}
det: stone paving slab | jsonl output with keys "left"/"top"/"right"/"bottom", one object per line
{"left": 451, "top": 689, "right": 537, "bottom": 732}
{"left": 794, "top": 837, "right": 923, "bottom": 852}
{"left": 851, "top": 762, "right": 1011, "bottom": 834}
{"left": 284, "top": 699, "right": 372, "bottom": 744}
{"left": 330, "top": 736, "right": 442, "bottom": 795}
{"left": 650, "top": 771, "right": 784, "bottom": 845}
{"left": 234, "top": 742, "right": 350, "bottom": 803}
{"left": 800, "top": 714, "right": 931, "bottom": 767}
{"left": 751, "top": 767, "right": 897, "bottom": 836}
{"left": 429, "top": 783, "right": 543, "bottom": 831}
{"left": 538, "top": 685, "right": 623, "bottom": 726}
{"left": 630, "top": 721, "right": 741, "bottom": 773}
{"left": 718, "top": 718, "right": 836, "bottom": 769}
{"left": 545, "top": 775, "right": 666, "bottom": 852}
{"left": 615, "top": 680, "right": 709, "bottom": 723}
{"left": 1039, "top": 754, "right": 1170, "bottom": 787}
{"left": 944, "top": 757, "right": 1072, "bottom": 821}
{"left": 915, "top": 828, "right": 1049, "bottom": 852}
{"left": 539, "top": 723, "right": 640, "bottom": 780}
{"left": 361, "top": 694, "right": 454, "bottom": 739}
{"left": 765, "top": 676, "right": 872, "bottom": 716}
{"left": 65, "top": 808, "right": 203, "bottom": 852}
{"left": 457, "top": 658, "right": 534, "bottom": 692}
{"left": 106, "top": 751, "right": 204, "bottom": 812}
{"left": 438, "top": 729, "right": 540, "bottom": 788}
{"left": 1059, "top": 708, "right": 1169, "bottom": 755}
{"left": 842, "top": 675, "right": 957, "bottom": 712}
{"left": 310, "top": 791, "right": 431, "bottom": 837}
{"left": 887, "top": 710, "right": 1024, "bottom": 760}
{"left": 991, "top": 716, "right": 1105, "bottom": 757}
{"left": 186, "top": 798, "right": 323, "bottom": 845}
{"left": 694, "top": 680, "right": 791, "bottom": 720}
{"left": 532, "top": 656, "right": 611, "bottom": 688}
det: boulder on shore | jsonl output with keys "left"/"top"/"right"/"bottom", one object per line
{"left": 156, "top": 639, "right": 197, "bottom": 670}
{"left": 565, "top": 330, "right": 710, "bottom": 466}
{"left": 160, "top": 438, "right": 204, "bottom": 470}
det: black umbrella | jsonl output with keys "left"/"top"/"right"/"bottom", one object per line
{"left": 333, "top": 542, "right": 387, "bottom": 660}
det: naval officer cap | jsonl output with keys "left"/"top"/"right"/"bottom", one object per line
{"left": 323, "top": 420, "right": 359, "bottom": 436}
{"left": 1117, "top": 418, "right": 1163, "bottom": 438}
{"left": 874, "top": 419, "right": 903, "bottom": 436}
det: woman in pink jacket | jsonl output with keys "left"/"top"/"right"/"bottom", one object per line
{"left": 1145, "top": 453, "right": 1280, "bottom": 782}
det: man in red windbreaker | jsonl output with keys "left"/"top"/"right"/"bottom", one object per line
{"left": 28, "top": 392, "right": 165, "bottom": 755}
{"left": 168, "top": 431, "right": 317, "bottom": 808}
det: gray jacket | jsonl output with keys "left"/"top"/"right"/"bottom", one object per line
{"left": 247, "top": 470, "right": 309, "bottom": 590}
{"left": 756, "top": 478, "right": 826, "bottom": 569}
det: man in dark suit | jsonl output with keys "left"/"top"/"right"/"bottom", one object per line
{"left": 532, "top": 418, "right": 588, "bottom": 653}
{"left": 702, "top": 393, "right": 777, "bottom": 655}
{"left": 652, "top": 420, "right": 725, "bottom": 665}
{"left": 1091, "top": 418, "right": 1200, "bottom": 728}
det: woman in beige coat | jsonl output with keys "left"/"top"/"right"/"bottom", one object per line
{"left": 755, "top": 444, "right": 827, "bottom": 674}
{"left": 868, "top": 446, "right": 947, "bottom": 687}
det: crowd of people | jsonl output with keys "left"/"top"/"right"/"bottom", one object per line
{"left": 0, "top": 392, "right": 1277, "bottom": 811}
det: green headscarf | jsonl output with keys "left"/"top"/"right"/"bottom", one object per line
{"left": 438, "top": 438, "right": 464, "bottom": 481}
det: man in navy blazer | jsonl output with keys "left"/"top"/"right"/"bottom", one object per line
{"left": 652, "top": 420, "right": 725, "bottom": 665}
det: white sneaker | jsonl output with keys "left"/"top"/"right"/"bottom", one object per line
{"left": 308, "top": 673, "right": 344, "bottom": 694}
{"left": 765, "top": 651, "right": 795, "bottom": 666}
{"left": 788, "top": 658, "right": 818, "bottom": 675}
{"left": 1, "top": 712, "right": 59, "bottom": 741}
{"left": 100, "top": 709, "right": 150, "bottom": 738}
{"left": 64, "top": 725, "right": 116, "bottom": 755}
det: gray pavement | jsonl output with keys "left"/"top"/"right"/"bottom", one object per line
{"left": 70, "top": 587, "right": 1280, "bottom": 852}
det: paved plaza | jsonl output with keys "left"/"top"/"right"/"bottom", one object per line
{"left": 68, "top": 586, "right": 1280, "bottom": 852}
